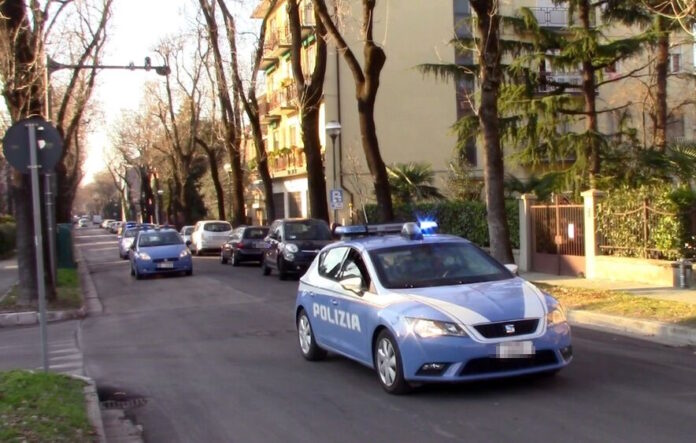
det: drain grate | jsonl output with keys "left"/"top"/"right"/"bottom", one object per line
{"left": 101, "top": 397, "right": 147, "bottom": 409}
{"left": 98, "top": 386, "right": 148, "bottom": 410}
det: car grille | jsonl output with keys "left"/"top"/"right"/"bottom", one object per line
{"left": 153, "top": 258, "right": 179, "bottom": 263}
{"left": 473, "top": 319, "right": 539, "bottom": 338}
{"left": 459, "top": 350, "right": 558, "bottom": 376}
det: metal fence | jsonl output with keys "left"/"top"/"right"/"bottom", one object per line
{"left": 597, "top": 199, "right": 683, "bottom": 259}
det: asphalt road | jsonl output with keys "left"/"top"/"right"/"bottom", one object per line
{"left": 4, "top": 226, "right": 696, "bottom": 442}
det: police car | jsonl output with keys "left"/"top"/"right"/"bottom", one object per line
{"left": 295, "top": 222, "right": 572, "bottom": 394}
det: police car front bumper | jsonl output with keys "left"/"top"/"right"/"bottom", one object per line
{"left": 397, "top": 322, "right": 572, "bottom": 382}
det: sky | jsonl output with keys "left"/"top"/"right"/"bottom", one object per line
{"left": 83, "top": 0, "right": 193, "bottom": 184}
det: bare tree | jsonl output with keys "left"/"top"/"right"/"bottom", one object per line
{"left": 198, "top": 0, "right": 246, "bottom": 226}
{"left": 0, "top": 0, "right": 110, "bottom": 302}
{"left": 211, "top": 0, "right": 276, "bottom": 223}
{"left": 287, "top": 0, "right": 329, "bottom": 221}
{"left": 312, "top": 0, "right": 394, "bottom": 222}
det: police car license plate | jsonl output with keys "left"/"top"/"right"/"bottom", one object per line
{"left": 496, "top": 341, "right": 534, "bottom": 358}
{"left": 157, "top": 262, "right": 174, "bottom": 269}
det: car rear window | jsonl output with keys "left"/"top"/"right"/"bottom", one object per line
{"left": 204, "top": 222, "right": 232, "bottom": 232}
{"left": 284, "top": 220, "right": 331, "bottom": 240}
{"left": 183, "top": 227, "right": 194, "bottom": 235}
{"left": 243, "top": 228, "right": 269, "bottom": 239}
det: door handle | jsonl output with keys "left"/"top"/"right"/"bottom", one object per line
{"left": 331, "top": 299, "right": 339, "bottom": 306}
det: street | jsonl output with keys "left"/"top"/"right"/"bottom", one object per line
{"left": 3, "top": 227, "right": 696, "bottom": 442}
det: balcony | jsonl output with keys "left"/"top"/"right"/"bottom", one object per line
{"left": 261, "top": 26, "right": 291, "bottom": 69}
{"left": 530, "top": 7, "right": 569, "bottom": 28}
{"left": 267, "top": 86, "right": 299, "bottom": 115}
{"left": 269, "top": 146, "right": 306, "bottom": 178}
{"left": 529, "top": 7, "right": 595, "bottom": 29}
{"left": 537, "top": 71, "right": 583, "bottom": 94}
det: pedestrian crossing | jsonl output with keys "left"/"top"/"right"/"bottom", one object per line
{"left": 35, "top": 338, "right": 84, "bottom": 376}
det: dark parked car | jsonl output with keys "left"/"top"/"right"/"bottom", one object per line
{"left": 262, "top": 218, "right": 333, "bottom": 280}
{"left": 220, "top": 226, "right": 270, "bottom": 266}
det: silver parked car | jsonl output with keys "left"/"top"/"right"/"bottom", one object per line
{"left": 180, "top": 225, "right": 195, "bottom": 245}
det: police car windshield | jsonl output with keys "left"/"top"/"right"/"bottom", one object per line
{"left": 369, "top": 242, "right": 512, "bottom": 289}
{"left": 138, "top": 231, "right": 182, "bottom": 247}
{"left": 284, "top": 220, "right": 331, "bottom": 241}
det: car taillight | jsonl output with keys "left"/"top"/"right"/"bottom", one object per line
{"left": 234, "top": 242, "right": 244, "bottom": 249}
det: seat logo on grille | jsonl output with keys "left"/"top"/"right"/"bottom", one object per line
{"left": 505, "top": 324, "right": 515, "bottom": 334}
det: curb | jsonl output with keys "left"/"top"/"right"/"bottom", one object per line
{"left": 75, "top": 244, "right": 103, "bottom": 315}
{"left": 568, "top": 309, "right": 696, "bottom": 347}
{"left": 70, "top": 374, "right": 107, "bottom": 443}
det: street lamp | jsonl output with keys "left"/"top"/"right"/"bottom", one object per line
{"left": 155, "top": 189, "right": 164, "bottom": 225}
{"left": 325, "top": 121, "right": 341, "bottom": 223}
{"left": 223, "top": 163, "right": 232, "bottom": 220}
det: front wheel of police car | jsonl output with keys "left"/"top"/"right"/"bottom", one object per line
{"left": 297, "top": 309, "right": 327, "bottom": 361}
{"left": 374, "top": 330, "right": 411, "bottom": 395}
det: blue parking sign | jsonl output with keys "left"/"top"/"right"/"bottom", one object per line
{"left": 330, "top": 189, "right": 344, "bottom": 209}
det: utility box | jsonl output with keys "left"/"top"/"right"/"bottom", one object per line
{"left": 56, "top": 223, "right": 75, "bottom": 268}
{"left": 671, "top": 259, "right": 692, "bottom": 289}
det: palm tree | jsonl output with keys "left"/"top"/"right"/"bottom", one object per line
{"left": 387, "top": 163, "right": 444, "bottom": 205}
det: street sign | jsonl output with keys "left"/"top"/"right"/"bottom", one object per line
{"left": 2, "top": 116, "right": 63, "bottom": 174}
{"left": 330, "top": 188, "right": 344, "bottom": 210}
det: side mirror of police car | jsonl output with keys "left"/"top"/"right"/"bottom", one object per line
{"left": 185, "top": 240, "right": 191, "bottom": 246}
{"left": 504, "top": 264, "right": 519, "bottom": 275}
{"left": 341, "top": 277, "right": 364, "bottom": 295}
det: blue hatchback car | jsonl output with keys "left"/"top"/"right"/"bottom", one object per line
{"left": 295, "top": 222, "right": 572, "bottom": 394}
{"left": 129, "top": 229, "right": 193, "bottom": 279}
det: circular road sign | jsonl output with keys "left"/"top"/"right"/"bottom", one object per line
{"left": 2, "top": 116, "right": 63, "bottom": 174}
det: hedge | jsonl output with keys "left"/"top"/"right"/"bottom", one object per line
{"left": 364, "top": 200, "right": 519, "bottom": 249}
{"left": 0, "top": 222, "right": 16, "bottom": 257}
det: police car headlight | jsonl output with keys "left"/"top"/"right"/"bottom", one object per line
{"left": 179, "top": 249, "right": 190, "bottom": 258}
{"left": 285, "top": 243, "right": 299, "bottom": 253}
{"left": 406, "top": 318, "right": 468, "bottom": 338}
{"left": 137, "top": 252, "right": 152, "bottom": 261}
{"left": 547, "top": 305, "right": 567, "bottom": 325}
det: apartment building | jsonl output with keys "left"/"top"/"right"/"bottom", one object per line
{"left": 253, "top": 0, "right": 466, "bottom": 223}
{"left": 251, "top": 0, "right": 695, "bottom": 223}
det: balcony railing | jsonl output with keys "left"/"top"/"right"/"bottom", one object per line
{"left": 268, "top": 86, "right": 299, "bottom": 113}
{"left": 530, "top": 7, "right": 569, "bottom": 28}
{"left": 538, "top": 71, "right": 583, "bottom": 93}
{"left": 269, "top": 147, "right": 306, "bottom": 178}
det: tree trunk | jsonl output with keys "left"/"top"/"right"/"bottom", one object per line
{"left": 654, "top": 15, "right": 669, "bottom": 152}
{"left": 203, "top": 145, "right": 226, "bottom": 220}
{"left": 249, "top": 116, "right": 275, "bottom": 223}
{"left": 578, "top": 0, "right": 600, "bottom": 186}
{"left": 471, "top": 0, "right": 514, "bottom": 264}
{"left": 313, "top": 0, "right": 394, "bottom": 222}
{"left": 288, "top": 0, "right": 329, "bottom": 222}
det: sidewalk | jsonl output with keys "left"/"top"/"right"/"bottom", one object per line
{"left": 0, "top": 257, "right": 18, "bottom": 299}
{"left": 521, "top": 271, "right": 696, "bottom": 305}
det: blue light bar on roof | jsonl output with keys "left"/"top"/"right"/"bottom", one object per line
{"left": 418, "top": 220, "right": 438, "bottom": 232}
{"left": 335, "top": 223, "right": 407, "bottom": 238}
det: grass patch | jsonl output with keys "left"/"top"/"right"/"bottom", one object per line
{"left": 536, "top": 283, "right": 696, "bottom": 328}
{"left": 0, "top": 268, "right": 82, "bottom": 312}
{"left": 0, "top": 370, "right": 94, "bottom": 442}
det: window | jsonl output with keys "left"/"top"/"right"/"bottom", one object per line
{"left": 243, "top": 228, "right": 269, "bottom": 239}
{"left": 669, "top": 49, "right": 682, "bottom": 73}
{"left": 203, "top": 222, "right": 232, "bottom": 232}
{"left": 340, "top": 249, "right": 371, "bottom": 291}
{"left": 318, "top": 247, "right": 348, "bottom": 280}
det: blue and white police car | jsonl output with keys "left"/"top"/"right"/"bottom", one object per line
{"left": 295, "top": 222, "right": 572, "bottom": 394}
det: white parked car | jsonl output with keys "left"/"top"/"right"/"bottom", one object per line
{"left": 190, "top": 220, "right": 232, "bottom": 255}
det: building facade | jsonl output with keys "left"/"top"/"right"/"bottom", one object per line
{"left": 252, "top": 0, "right": 695, "bottom": 223}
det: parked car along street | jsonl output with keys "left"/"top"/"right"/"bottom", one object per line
{"left": 221, "top": 225, "right": 270, "bottom": 266}
{"left": 262, "top": 218, "right": 333, "bottom": 280}
{"left": 190, "top": 220, "right": 232, "bottom": 255}
{"left": 180, "top": 225, "right": 194, "bottom": 245}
